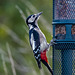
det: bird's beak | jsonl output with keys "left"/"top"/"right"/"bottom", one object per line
{"left": 36, "top": 12, "right": 43, "bottom": 18}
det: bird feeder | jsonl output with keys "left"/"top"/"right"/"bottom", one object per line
{"left": 52, "top": 0, "right": 75, "bottom": 75}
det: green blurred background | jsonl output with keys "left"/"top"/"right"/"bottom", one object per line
{"left": 0, "top": 0, "right": 53, "bottom": 75}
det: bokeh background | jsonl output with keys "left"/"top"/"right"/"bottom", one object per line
{"left": 0, "top": 0, "right": 53, "bottom": 75}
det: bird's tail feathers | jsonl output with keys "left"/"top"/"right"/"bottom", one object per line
{"left": 37, "top": 60, "right": 42, "bottom": 69}
{"left": 41, "top": 60, "right": 53, "bottom": 75}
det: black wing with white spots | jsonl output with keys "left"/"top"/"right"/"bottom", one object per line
{"left": 29, "top": 28, "right": 41, "bottom": 69}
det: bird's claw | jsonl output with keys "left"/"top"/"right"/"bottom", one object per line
{"left": 49, "top": 38, "right": 57, "bottom": 46}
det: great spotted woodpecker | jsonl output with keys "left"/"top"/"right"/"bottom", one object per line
{"left": 26, "top": 12, "right": 55, "bottom": 75}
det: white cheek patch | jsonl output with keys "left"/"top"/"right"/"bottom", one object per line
{"left": 28, "top": 16, "right": 36, "bottom": 23}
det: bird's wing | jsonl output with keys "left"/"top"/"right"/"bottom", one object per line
{"left": 29, "top": 29, "right": 40, "bottom": 50}
{"left": 29, "top": 29, "right": 41, "bottom": 69}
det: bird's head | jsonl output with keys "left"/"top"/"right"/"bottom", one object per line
{"left": 26, "top": 12, "right": 43, "bottom": 28}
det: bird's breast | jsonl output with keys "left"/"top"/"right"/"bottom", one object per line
{"left": 40, "top": 40, "right": 49, "bottom": 52}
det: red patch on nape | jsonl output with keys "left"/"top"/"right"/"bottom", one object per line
{"left": 41, "top": 50, "right": 48, "bottom": 64}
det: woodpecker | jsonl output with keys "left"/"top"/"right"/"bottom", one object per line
{"left": 26, "top": 12, "right": 55, "bottom": 75}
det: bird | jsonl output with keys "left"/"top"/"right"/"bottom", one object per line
{"left": 26, "top": 12, "right": 56, "bottom": 75}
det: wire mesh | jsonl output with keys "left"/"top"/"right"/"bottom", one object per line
{"left": 53, "top": 43, "right": 75, "bottom": 75}
{"left": 54, "top": 0, "right": 75, "bottom": 20}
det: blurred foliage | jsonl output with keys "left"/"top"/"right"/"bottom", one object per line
{"left": 0, "top": 0, "right": 53, "bottom": 75}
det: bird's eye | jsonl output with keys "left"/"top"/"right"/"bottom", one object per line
{"left": 33, "top": 15, "right": 35, "bottom": 18}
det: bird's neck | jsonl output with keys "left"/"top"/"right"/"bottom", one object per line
{"left": 29, "top": 23, "right": 39, "bottom": 30}
{"left": 29, "top": 25, "right": 34, "bottom": 30}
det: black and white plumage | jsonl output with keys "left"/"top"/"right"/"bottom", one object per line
{"left": 26, "top": 12, "right": 55, "bottom": 75}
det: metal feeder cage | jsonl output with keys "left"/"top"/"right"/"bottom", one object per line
{"left": 52, "top": 0, "right": 75, "bottom": 75}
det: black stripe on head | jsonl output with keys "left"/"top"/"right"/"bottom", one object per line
{"left": 26, "top": 15, "right": 32, "bottom": 25}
